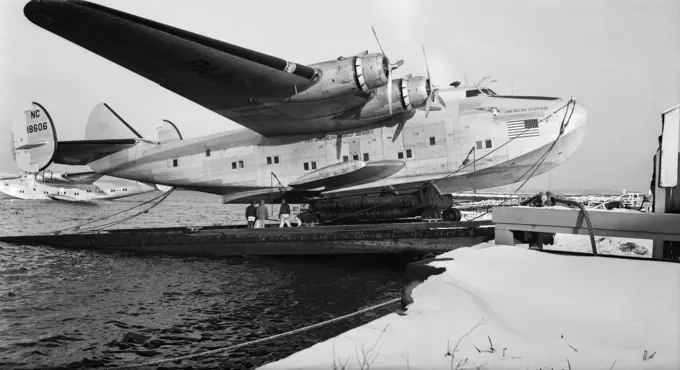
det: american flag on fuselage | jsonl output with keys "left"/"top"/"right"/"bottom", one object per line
{"left": 507, "top": 118, "right": 540, "bottom": 139}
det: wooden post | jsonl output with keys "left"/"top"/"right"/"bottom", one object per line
{"left": 654, "top": 151, "right": 667, "bottom": 213}
{"left": 653, "top": 238, "right": 665, "bottom": 260}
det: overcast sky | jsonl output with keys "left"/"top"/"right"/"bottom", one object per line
{"left": 1, "top": 0, "right": 678, "bottom": 193}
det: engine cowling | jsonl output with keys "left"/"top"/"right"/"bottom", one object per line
{"left": 401, "top": 76, "right": 430, "bottom": 109}
{"left": 356, "top": 75, "right": 432, "bottom": 118}
{"left": 288, "top": 53, "right": 390, "bottom": 102}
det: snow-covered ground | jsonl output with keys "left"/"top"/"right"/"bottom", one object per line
{"left": 258, "top": 243, "right": 680, "bottom": 370}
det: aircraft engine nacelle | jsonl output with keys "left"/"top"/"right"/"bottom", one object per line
{"left": 35, "top": 171, "right": 68, "bottom": 183}
{"left": 402, "top": 76, "right": 430, "bottom": 108}
{"left": 357, "top": 75, "right": 431, "bottom": 118}
{"left": 289, "top": 53, "right": 390, "bottom": 102}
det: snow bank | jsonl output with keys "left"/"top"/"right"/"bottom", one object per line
{"left": 258, "top": 244, "right": 680, "bottom": 370}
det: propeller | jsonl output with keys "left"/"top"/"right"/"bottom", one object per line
{"left": 371, "top": 26, "right": 403, "bottom": 115}
{"left": 422, "top": 45, "right": 446, "bottom": 118}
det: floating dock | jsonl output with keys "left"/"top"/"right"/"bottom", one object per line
{"left": 0, "top": 221, "right": 495, "bottom": 256}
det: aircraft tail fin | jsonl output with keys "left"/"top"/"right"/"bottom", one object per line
{"left": 13, "top": 102, "right": 142, "bottom": 169}
{"left": 157, "top": 120, "right": 183, "bottom": 143}
{"left": 85, "top": 103, "right": 143, "bottom": 141}
{"left": 11, "top": 102, "right": 58, "bottom": 172}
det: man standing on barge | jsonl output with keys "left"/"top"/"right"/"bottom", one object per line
{"left": 255, "top": 200, "right": 269, "bottom": 228}
{"left": 245, "top": 201, "right": 256, "bottom": 228}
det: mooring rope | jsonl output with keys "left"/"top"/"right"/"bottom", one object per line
{"left": 102, "top": 297, "right": 401, "bottom": 370}
{"left": 306, "top": 98, "right": 578, "bottom": 224}
{"left": 467, "top": 98, "right": 577, "bottom": 222}
{"left": 548, "top": 195, "right": 598, "bottom": 255}
{"left": 46, "top": 188, "right": 175, "bottom": 235}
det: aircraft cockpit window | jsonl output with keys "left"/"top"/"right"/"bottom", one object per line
{"left": 406, "top": 149, "right": 413, "bottom": 158}
{"left": 481, "top": 88, "right": 497, "bottom": 96}
{"left": 352, "top": 154, "right": 359, "bottom": 161}
{"left": 363, "top": 153, "right": 370, "bottom": 161}
{"left": 311, "top": 161, "right": 317, "bottom": 170}
{"left": 397, "top": 151, "right": 404, "bottom": 159}
{"left": 343, "top": 156, "right": 349, "bottom": 162}
{"left": 476, "top": 141, "right": 483, "bottom": 150}
{"left": 304, "top": 162, "right": 309, "bottom": 171}
{"left": 485, "top": 139, "right": 493, "bottom": 149}
{"left": 267, "top": 157, "right": 272, "bottom": 165}
{"left": 466, "top": 88, "right": 497, "bottom": 98}
{"left": 466, "top": 90, "right": 482, "bottom": 98}
{"left": 238, "top": 160, "right": 244, "bottom": 168}
{"left": 274, "top": 156, "right": 280, "bottom": 164}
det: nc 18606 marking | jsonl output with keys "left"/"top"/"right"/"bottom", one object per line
{"left": 27, "top": 122, "right": 48, "bottom": 134}
{"left": 30, "top": 110, "right": 41, "bottom": 119}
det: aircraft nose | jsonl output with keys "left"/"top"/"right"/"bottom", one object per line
{"left": 564, "top": 101, "right": 588, "bottom": 132}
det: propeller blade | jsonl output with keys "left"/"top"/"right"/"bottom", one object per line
{"left": 393, "top": 60, "right": 404, "bottom": 69}
{"left": 371, "top": 26, "right": 386, "bottom": 57}
{"left": 425, "top": 91, "right": 433, "bottom": 118}
{"left": 436, "top": 92, "right": 447, "bottom": 107}
{"left": 422, "top": 45, "right": 431, "bottom": 82}
{"left": 388, "top": 77, "right": 393, "bottom": 115}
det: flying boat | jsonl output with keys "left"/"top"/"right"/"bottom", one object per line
{"left": 15, "top": 0, "right": 588, "bottom": 222}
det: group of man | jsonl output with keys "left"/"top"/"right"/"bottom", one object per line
{"left": 245, "top": 199, "right": 294, "bottom": 228}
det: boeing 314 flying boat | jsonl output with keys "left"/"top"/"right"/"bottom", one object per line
{"left": 15, "top": 0, "right": 587, "bottom": 223}
{"left": 0, "top": 170, "right": 166, "bottom": 202}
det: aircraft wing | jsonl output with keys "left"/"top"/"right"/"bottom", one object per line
{"left": 24, "top": 0, "right": 325, "bottom": 137}
{"left": 53, "top": 139, "right": 138, "bottom": 166}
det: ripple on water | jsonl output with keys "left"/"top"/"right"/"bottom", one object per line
{"left": 0, "top": 192, "right": 405, "bottom": 369}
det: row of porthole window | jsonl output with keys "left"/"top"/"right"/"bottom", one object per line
{"left": 179, "top": 133, "right": 445, "bottom": 169}
{"left": 476, "top": 139, "right": 494, "bottom": 150}
{"left": 24, "top": 189, "right": 112, "bottom": 195}
{"left": 191, "top": 148, "right": 418, "bottom": 172}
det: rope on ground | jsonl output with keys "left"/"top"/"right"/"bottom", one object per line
{"left": 46, "top": 188, "right": 175, "bottom": 235}
{"left": 103, "top": 297, "right": 401, "bottom": 370}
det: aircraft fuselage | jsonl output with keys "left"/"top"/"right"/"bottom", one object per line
{"left": 87, "top": 91, "right": 587, "bottom": 203}
{"left": 0, "top": 177, "right": 157, "bottom": 201}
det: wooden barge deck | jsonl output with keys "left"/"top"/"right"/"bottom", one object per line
{"left": 0, "top": 221, "right": 495, "bottom": 256}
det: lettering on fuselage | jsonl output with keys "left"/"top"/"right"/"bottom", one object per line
{"left": 27, "top": 122, "right": 48, "bottom": 134}
{"left": 30, "top": 110, "right": 41, "bottom": 119}
{"left": 504, "top": 107, "right": 548, "bottom": 114}
{"left": 303, "top": 129, "right": 374, "bottom": 143}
